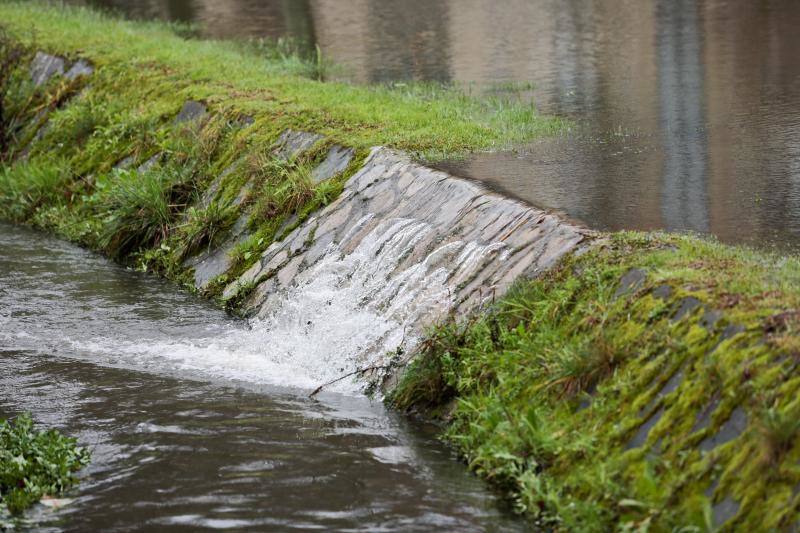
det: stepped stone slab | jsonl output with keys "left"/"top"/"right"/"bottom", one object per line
{"left": 175, "top": 100, "right": 207, "bottom": 124}
{"left": 185, "top": 131, "right": 326, "bottom": 290}
{"left": 312, "top": 145, "right": 354, "bottom": 183}
{"left": 273, "top": 130, "right": 323, "bottom": 161}
{"left": 226, "top": 147, "right": 590, "bottom": 335}
{"left": 185, "top": 212, "right": 251, "bottom": 289}
{"left": 30, "top": 52, "right": 65, "bottom": 87}
{"left": 64, "top": 59, "right": 93, "bottom": 80}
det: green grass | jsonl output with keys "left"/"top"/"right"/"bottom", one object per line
{"left": 0, "top": 158, "right": 72, "bottom": 220}
{"left": 391, "top": 232, "right": 800, "bottom": 531}
{"left": 0, "top": 414, "right": 90, "bottom": 520}
{"left": 248, "top": 155, "right": 315, "bottom": 224}
{"left": 98, "top": 167, "right": 178, "bottom": 258}
{"left": 0, "top": 1, "right": 564, "bottom": 158}
{"left": 177, "top": 201, "right": 237, "bottom": 260}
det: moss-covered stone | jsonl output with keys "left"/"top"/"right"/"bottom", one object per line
{"left": 390, "top": 232, "right": 800, "bottom": 531}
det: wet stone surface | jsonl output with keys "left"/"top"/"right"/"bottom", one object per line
{"left": 700, "top": 309, "right": 723, "bottom": 331}
{"left": 273, "top": 129, "right": 324, "bottom": 161}
{"left": 64, "top": 59, "right": 94, "bottom": 80}
{"left": 137, "top": 153, "right": 162, "bottom": 173}
{"left": 627, "top": 407, "right": 664, "bottom": 450}
{"left": 213, "top": 146, "right": 589, "bottom": 370}
{"left": 641, "top": 366, "right": 685, "bottom": 416}
{"left": 185, "top": 212, "right": 251, "bottom": 289}
{"left": 652, "top": 284, "right": 672, "bottom": 300}
{"left": 312, "top": 145, "right": 354, "bottom": 184}
{"left": 174, "top": 100, "right": 207, "bottom": 124}
{"left": 673, "top": 296, "right": 702, "bottom": 321}
{"left": 692, "top": 393, "right": 722, "bottom": 434}
{"left": 30, "top": 51, "right": 65, "bottom": 87}
{"left": 614, "top": 268, "right": 647, "bottom": 298}
{"left": 699, "top": 406, "right": 748, "bottom": 452}
{"left": 712, "top": 497, "right": 740, "bottom": 527}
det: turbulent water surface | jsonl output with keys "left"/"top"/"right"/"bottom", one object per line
{"left": 75, "top": 0, "right": 800, "bottom": 250}
{"left": 0, "top": 223, "right": 522, "bottom": 531}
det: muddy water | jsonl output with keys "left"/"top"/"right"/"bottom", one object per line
{"left": 75, "top": 0, "right": 800, "bottom": 250}
{"left": 0, "top": 223, "right": 521, "bottom": 531}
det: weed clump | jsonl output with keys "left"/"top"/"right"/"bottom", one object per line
{"left": 98, "top": 164, "right": 194, "bottom": 258}
{"left": 177, "top": 201, "right": 237, "bottom": 259}
{"left": 249, "top": 156, "right": 315, "bottom": 223}
{"left": 0, "top": 414, "right": 90, "bottom": 518}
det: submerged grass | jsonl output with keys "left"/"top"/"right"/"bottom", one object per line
{"left": 391, "top": 232, "right": 800, "bottom": 530}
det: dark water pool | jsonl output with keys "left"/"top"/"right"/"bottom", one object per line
{"left": 0, "top": 223, "right": 521, "bottom": 531}
{"left": 72, "top": 0, "right": 800, "bottom": 251}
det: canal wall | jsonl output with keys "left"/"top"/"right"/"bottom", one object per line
{"left": 2, "top": 41, "right": 800, "bottom": 531}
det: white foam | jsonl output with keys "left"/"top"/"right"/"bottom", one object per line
{"left": 70, "top": 216, "right": 507, "bottom": 394}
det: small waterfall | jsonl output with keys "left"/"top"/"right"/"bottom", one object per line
{"left": 73, "top": 214, "right": 508, "bottom": 393}
{"left": 69, "top": 147, "right": 586, "bottom": 394}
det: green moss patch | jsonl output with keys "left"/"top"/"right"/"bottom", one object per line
{"left": 391, "top": 232, "right": 800, "bottom": 530}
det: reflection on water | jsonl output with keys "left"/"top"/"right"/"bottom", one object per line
{"left": 0, "top": 223, "right": 521, "bottom": 530}
{"left": 73, "top": 0, "right": 800, "bottom": 248}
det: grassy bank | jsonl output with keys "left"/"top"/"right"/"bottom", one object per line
{"left": 391, "top": 232, "right": 800, "bottom": 530}
{"left": 0, "top": 414, "right": 90, "bottom": 522}
{"left": 0, "top": 1, "right": 563, "bottom": 157}
{"left": 0, "top": 1, "right": 563, "bottom": 294}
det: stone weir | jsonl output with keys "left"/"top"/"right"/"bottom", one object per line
{"left": 190, "top": 133, "right": 591, "bottom": 389}
{"left": 17, "top": 52, "right": 592, "bottom": 391}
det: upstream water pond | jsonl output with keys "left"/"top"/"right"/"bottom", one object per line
{"left": 0, "top": 222, "right": 522, "bottom": 531}
{"left": 76, "top": 0, "right": 800, "bottom": 251}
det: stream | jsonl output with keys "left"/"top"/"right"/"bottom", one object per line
{"left": 0, "top": 222, "right": 521, "bottom": 531}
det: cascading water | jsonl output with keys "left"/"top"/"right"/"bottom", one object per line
{"left": 70, "top": 214, "right": 508, "bottom": 393}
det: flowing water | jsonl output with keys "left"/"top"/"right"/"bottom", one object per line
{"left": 75, "top": 0, "right": 800, "bottom": 250}
{"left": 0, "top": 222, "right": 522, "bottom": 530}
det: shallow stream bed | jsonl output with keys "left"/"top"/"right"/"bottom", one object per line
{"left": 0, "top": 222, "right": 521, "bottom": 531}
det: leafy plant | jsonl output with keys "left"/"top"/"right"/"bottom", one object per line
{"left": 0, "top": 414, "right": 90, "bottom": 517}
